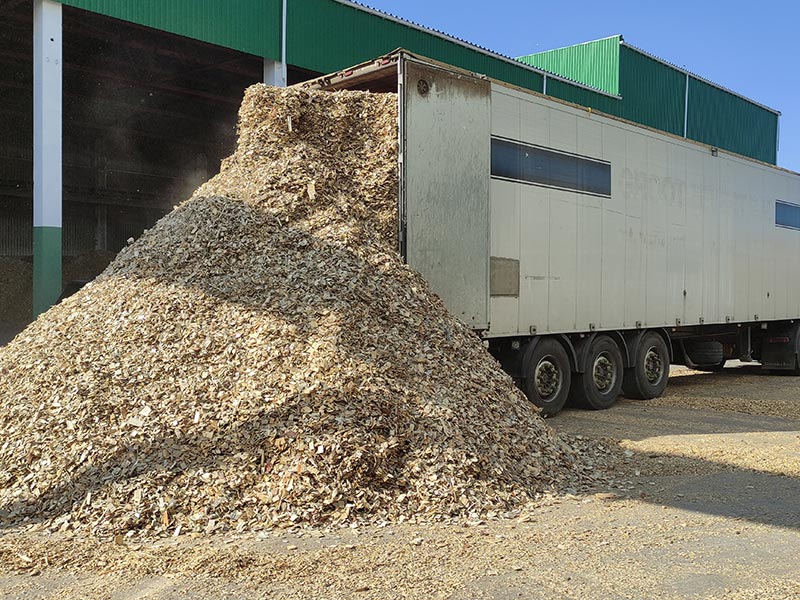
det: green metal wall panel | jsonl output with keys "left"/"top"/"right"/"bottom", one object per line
{"left": 543, "top": 78, "right": 620, "bottom": 115}
{"left": 687, "top": 77, "right": 777, "bottom": 164}
{"left": 288, "top": 0, "right": 544, "bottom": 93}
{"left": 517, "top": 38, "right": 778, "bottom": 164}
{"left": 518, "top": 41, "right": 684, "bottom": 137}
{"left": 518, "top": 35, "right": 620, "bottom": 96}
{"left": 616, "top": 45, "right": 686, "bottom": 137}
{"left": 55, "top": 1, "right": 778, "bottom": 164}
{"left": 57, "top": 0, "right": 282, "bottom": 59}
{"left": 538, "top": 46, "right": 684, "bottom": 138}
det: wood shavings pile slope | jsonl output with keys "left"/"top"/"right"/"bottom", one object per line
{"left": 0, "top": 86, "right": 589, "bottom": 536}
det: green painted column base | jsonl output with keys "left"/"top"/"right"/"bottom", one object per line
{"left": 33, "top": 226, "right": 62, "bottom": 318}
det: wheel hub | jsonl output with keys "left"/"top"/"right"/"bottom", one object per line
{"left": 592, "top": 352, "right": 616, "bottom": 393}
{"left": 534, "top": 357, "right": 562, "bottom": 402}
{"left": 644, "top": 346, "right": 664, "bottom": 384}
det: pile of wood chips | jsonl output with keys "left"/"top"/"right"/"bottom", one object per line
{"left": 0, "top": 86, "right": 590, "bottom": 537}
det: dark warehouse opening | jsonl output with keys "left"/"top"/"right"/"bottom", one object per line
{"left": 0, "top": 1, "right": 319, "bottom": 341}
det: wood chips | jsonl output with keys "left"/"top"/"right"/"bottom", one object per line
{"left": 0, "top": 86, "right": 592, "bottom": 537}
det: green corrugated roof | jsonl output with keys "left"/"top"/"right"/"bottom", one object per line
{"left": 517, "top": 35, "right": 621, "bottom": 96}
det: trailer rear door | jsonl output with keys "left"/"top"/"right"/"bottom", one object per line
{"left": 400, "top": 58, "right": 491, "bottom": 330}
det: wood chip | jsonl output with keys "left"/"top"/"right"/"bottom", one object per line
{"left": 0, "top": 86, "right": 591, "bottom": 538}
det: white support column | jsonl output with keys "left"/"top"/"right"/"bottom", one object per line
{"left": 33, "top": 0, "right": 63, "bottom": 316}
{"left": 263, "top": 59, "right": 286, "bottom": 87}
{"left": 264, "top": 0, "right": 288, "bottom": 86}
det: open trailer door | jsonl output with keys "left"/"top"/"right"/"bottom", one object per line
{"left": 400, "top": 55, "right": 491, "bottom": 330}
{"left": 300, "top": 51, "right": 491, "bottom": 330}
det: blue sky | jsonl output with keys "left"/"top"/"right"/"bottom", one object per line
{"left": 365, "top": 0, "right": 800, "bottom": 172}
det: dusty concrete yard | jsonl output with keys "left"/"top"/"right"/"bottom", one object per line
{"left": 1, "top": 364, "right": 799, "bottom": 599}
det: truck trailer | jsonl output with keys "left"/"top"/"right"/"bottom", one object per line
{"left": 303, "top": 50, "right": 800, "bottom": 415}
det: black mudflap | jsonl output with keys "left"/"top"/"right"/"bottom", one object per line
{"left": 761, "top": 324, "right": 800, "bottom": 371}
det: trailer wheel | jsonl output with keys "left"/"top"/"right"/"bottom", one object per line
{"left": 521, "top": 338, "right": 571, "bottom": 417}
{"left": 570, "top": 335, "right": 623, "bottom": 410}
{"left": 622, "top": 331, "right": 670, "bottom": 399}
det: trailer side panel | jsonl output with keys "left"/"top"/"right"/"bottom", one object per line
{"left": 487, "top": 82, "right": 800, "bottom": 337}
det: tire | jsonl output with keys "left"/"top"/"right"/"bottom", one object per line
{"left": 622, "top": 331, "right": 670, "bottom": 399}
{"left": 570, "top": 335, "right": 623, "bottom": 410}
{"left": 685, "top": 340, "right": 724, "bottom": 367}
{"left": 695, "top": 357, "right": 726, "bottom": 372}
{"left": 520, "top": 338, "right": 571, "bottom": 417}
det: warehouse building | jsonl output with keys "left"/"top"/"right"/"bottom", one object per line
{"left": 517, "top": 35, "right": 780, "bottom": 164}
{"left": 0, "top": 0, "right": 782, "bottom": 341}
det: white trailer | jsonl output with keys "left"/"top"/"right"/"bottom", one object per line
{"left": 304, "top": 50, "right": 800, "bottom": 415}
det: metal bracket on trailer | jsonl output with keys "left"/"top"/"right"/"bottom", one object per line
{"left": 737, "top": 326, "right": 753, "bottom": 362}
{"left": 558, "top": 334, "right": 580, "bottom": 373}
{"left": 571, "top": 334, "right": 596, "bottom": 374}
{"left": 674, "top": 339, "right": 702, "bottom": 370}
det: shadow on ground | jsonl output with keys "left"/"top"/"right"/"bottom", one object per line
{"left": 553, "top": 372, "right": 800, "bottom": 530}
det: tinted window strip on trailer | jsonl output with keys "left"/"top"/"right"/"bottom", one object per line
{"left": 491, "top": 137, "right": 611, "bottom": 197}
{"left": 776, "top": 200, "right": 800, "bottom": 230}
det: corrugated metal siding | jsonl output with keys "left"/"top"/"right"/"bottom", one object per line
{"left": 616, "top": 45, "right": 686, "bottom": 137}
{"left": 517, "top": 35, "right": 620, "bottom": 95}
{"left": 56, "top": 0, "right": 282, "bottom": 60}
{"left": 59, "top": 0, "right": 547, "bottom": 93}
{"left": 0, "top": 213, "right": 33, "bottom": 256}
{"left": 63, "top": 202, "right": 96, "bottom": 255}
{"left": 537, "top": 46, "right": 684, "bottom": 138}
{"left": 54, "top": 1, "right": 778, "bottom": 164}
{"left": 542, "top": 78, "right": 619, "bottom": 115}
{"left": 517, "top": 39, "right": 778, "bottom": 164}
{"left": 289, "top": 0, "right": 544, "bottom": 93}
{"left": 687, "top": 77, "right": 778, "bottom": 164}
{"left": 102, "top": 206, "right": 166, "bottom": 253}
